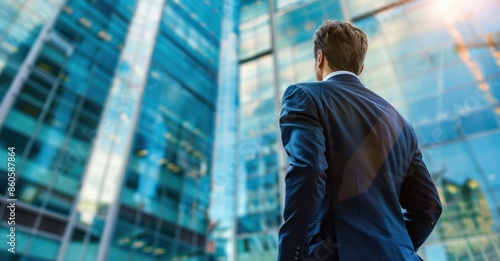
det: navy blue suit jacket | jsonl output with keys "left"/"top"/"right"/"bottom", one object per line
{"left": 278, "top": 74, "right": 442, "bottom": 261}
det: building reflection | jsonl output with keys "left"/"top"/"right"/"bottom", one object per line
{"left": 436, "top": 176, "right": 500, "bottom": 260}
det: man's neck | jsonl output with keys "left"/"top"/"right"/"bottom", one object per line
{"left": 322, "top": 70, "right": 334, "bottom": 81}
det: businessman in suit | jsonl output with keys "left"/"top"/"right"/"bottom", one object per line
{"left": 277, "top": 20, "right": 442, "bottom": 261}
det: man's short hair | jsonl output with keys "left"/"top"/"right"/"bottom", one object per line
{"left": 313, "top": 20, "right": 368, "bottom": 74}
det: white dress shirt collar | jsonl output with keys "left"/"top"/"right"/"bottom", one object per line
{"left": 323, "top": 70, "right": 359, "bottom": 81}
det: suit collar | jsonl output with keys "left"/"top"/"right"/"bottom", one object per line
{"left": 323, "top": 70, "right": 359, "bottom": 81}
{"left": 327, "top": 73, "right": 363, "bottom": 85}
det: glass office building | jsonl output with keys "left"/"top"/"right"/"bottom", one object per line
{"left": 236, "top": 0, "right": 500, "bottom": 260}
{"left": 0, "top": 0, "right": 222, "bottom": 260}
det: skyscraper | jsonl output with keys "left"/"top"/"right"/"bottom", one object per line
{"left": 0, "top": 0, "right": 223, "bottom": 260}
{"left": 235, "top": 0, "right": 500, "bottom": 260}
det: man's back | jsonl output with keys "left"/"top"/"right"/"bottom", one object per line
{"left": 278, "top": 73, "right": 442, "bottom": 260}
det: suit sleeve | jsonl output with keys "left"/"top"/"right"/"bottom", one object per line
{"left": 399, "top": 148, "right": 442, "bottom": 251}
{"left": 278, "top": 85, "right": 328, "bottom": 261}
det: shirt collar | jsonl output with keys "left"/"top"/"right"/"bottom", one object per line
{"left": 323, "top": 70, "right": 359, "bottom": 81}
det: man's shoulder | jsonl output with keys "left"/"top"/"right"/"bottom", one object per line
{"left": 292, "top": 80, "right": 331, "bottom": 89}
{"left": 284, "top": 81, "right": 333, "bottom": 97}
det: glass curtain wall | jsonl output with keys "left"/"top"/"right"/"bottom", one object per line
{"left": 108, "top": 0, "right": 223, "bottom": 260}
{"left": 237, "top": 1, "right": 277, "bottom": 261}
{"left": 0, "top": 0, "right": 137, "bottom": 260}
{"left": 0, "top": 0, "right": 224, "bottom": 260}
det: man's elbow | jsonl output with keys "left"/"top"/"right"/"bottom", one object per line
{"left": 431, "top": 197, "right": 443, "bottom": 225}
{"left": 436, "top": 199, "right": 443, "bottom": 218}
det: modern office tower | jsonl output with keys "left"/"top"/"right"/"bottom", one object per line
{"left": 0, "top": 0, "right": 222, "bottom": 260}
{"left": 236, "top": 0, "right": 500, "bottom": 260}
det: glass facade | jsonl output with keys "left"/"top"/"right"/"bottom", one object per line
{"left": 236, "top": 0, "right": 500, "bottom": 260}
{"left": 0, "top": 0, "right": 223, "bottom": 260}
{"left": 236, "top": 2, "right": 279, "bottom": 261}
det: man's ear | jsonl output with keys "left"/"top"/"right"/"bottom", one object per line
{"left": 358, "top": 64, "right": 364, "bottom": 76}
{"left": 317, "top": 50, "right": 324, "bottom": 69}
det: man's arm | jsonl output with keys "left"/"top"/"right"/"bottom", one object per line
{"left": 278, "top": 85, "right": 328, "bottom": 261}
{"left": 400, "top": 148, "right": 442, "bottom": 251}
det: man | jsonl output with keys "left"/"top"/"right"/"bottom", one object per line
{"left": 278, "top": 20, "right": 442, "bottom": 261}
